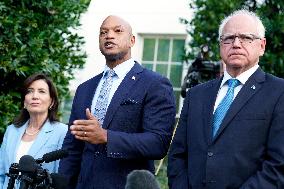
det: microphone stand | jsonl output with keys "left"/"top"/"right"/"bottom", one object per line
{"left": 6, "top": 163, "right": 19, "bottom": 189}
{"left": 19, "top": 174, "right": 34, "bottom": 189}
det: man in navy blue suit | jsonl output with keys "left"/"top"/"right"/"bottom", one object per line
{"left": 58, "top": 15, "right": 176, "bottom": 189}
{"left": 168, "top": 9, "right": 284, "bottom": 189}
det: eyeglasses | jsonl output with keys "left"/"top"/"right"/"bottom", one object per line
{"left": 220, "top": 33, "right": 262, "bottom": 45}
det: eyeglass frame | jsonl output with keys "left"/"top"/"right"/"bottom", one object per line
{"left": 220, "top": 33, "right": 262, "bottom": 45}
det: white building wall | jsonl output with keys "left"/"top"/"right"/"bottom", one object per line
{"left": 70, "top": 0, "right": 193, "bottom": 91}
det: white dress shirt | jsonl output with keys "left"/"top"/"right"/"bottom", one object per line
{"left": 16, "top": 140, "right": 34, "bottom": 163}
{"left": 214, "top": 64, "right": 259, "bottom": 112}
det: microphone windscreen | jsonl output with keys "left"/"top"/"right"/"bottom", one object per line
{"left": 50, "top": 173, "right": 68, "bottom": 189}
{"left": 18, "top": 155, "right": 37, "bottom": 173}
{"left": 125, "top": 170, "right": 160, "bottom": 189}
{"left": 42, "top": 149, "right": 69, "bottom": 163}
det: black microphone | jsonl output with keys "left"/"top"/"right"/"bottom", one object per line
{"left": 36, "top": 149, "right": 69, "bottom": 164}
{"left": 19, "top": 155, "right": 37, "bottom": 173}
{"left": 50, "top": 173, "right": 68, "bottom": 189}
{"left": 125, "top": 170, "right": 160, "bottom": 189}
{"left": 18, "top": 155, "right": 38, "bottom": 189}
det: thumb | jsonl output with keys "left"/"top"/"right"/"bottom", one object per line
{"left": 86, "top": 108, "right": 96, "bottom": 120}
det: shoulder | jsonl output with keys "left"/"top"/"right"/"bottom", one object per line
{"left": 75, "top": 73, "right": 103, "bottom": 92}
{"left": 265, "top": 73, "right": 284, "bottom": 85}
{"left": 182, "top": 78, "right": 220, "bottom": 101}
{"left": 138, "top": 65, "right": 171, "bottom": 85}
{"left": 190, "top": 78, "right": 219, "bottom": 92}
{"left": 2, "top": 124, "right": 22, "bottom": 144}
{"left": 5, "top": 123, "right": 21, "bottom": 134}
{"left": 143, "top": 68, "right": 164, "bottom": 79}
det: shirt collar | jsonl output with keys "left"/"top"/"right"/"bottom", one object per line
{"left": 102, "top": 58, "right": 135, "bottom": 79}
{"left": 220, "top": 64, "right": 259, "bottom": 88}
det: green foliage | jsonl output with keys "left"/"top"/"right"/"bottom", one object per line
{"left": 0, "top": 0, "right": 91, "bottom": 137}
{"left": 183, "top": 0, "right": 284, "bottom": 78}
{"left": 155, "top": 158, "right": 169, "bottom": 189}
{"left": 258, "top": 1, "right": 284, "bottom": 76}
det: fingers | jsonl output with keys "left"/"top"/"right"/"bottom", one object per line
{"left": 86, "top": 108, "right": 96, "bottom": 120}
{"left": 69, "top": 108, "right": 102, "bottom": 143}
{"left": 73, "top": 131, "right": 90, "bottom": 142}
{"left": 70, "top": 124, "right": 89, "bottom": 132}
{"left": 71, "top": 127, "right": 88, "bottom": 138}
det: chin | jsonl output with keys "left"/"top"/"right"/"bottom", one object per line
{"left": 227, "top": 59, "right": 246, "bottom": 66}
{"left": 28, "top": 109, "right": 48, "bottom": 114}
{"left": 105, "top": 52, "right": 127, "bottom": 62}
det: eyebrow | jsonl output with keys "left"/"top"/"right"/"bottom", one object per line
{"left": 222, "top": 33, "right": 257, "bottom": 36}
{"left": 100, "top": 25, "right": 124, "bottom": 30}
{"left": 27, "top": 87, "right": 48, "bottom": 91}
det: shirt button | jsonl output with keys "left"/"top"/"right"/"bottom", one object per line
{"left": 208, "top": 152, "right": 214, "bottom": 157}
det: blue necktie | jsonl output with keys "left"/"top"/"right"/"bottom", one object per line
{"left": 93, "top": 69, "right": 116, "bottom": 125}
{"left": 212, "top": 79, "right": 240, "bottom": 137}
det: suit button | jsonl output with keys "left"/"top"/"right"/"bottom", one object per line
{"left": 208, "top": 152, "right": 214, "bottom": 157}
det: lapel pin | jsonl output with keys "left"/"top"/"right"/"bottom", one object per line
{"left": 132, "top": 76, "right": 136, "bottom": 80}
{"left": 251, "top": 85, "right": 256, "bottom": 90}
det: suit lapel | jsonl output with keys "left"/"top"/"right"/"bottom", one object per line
{"left": 213, "top": 68, "right": 266, "bottom": 141}
{"left": 9, "top": 123, "right": 27, "bottom": 163}
{"left": 203, "top": 78, "right": 222, "bottom": 144}
{"left": 28, "top": 120, "right": 54, "bottom": 157}
{"left": 102, "top": 63, "right": 143, "bottom": 129}
{"left": 86, "top": 74, "right": 103, "bottom": 110}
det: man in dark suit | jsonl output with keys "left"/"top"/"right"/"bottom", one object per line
{"left": 168, "top": 9, "right": 284, "bottom": 189}
{"left": 58, "top": 15, "right": 176, "bottom": 189}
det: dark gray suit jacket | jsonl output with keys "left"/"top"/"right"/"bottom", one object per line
{"left": 168, "top": 68, "right": 284, "bottom": 189}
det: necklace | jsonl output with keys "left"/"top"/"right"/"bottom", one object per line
{"left": 25, "top": 119, "right": 47, "bottom": 136}
{"left": 25, "top": 128, "right": 40, "bottom": 136}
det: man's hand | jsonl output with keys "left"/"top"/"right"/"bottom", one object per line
{"left": 70, "top": 108, "right": 108, "bottom": 144}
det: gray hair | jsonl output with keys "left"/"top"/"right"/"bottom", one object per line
{"left": 218, "top": 9, "right": 265, "bottom": 40}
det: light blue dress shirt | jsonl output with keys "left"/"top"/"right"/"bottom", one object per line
{"left": 214, "top": 64, "right": 259, "bottom": 112}
{"left": 91, "top": 58, "right": 135, "bottom": 114}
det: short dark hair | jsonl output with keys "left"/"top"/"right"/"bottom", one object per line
{"left": 13, "top": 73, "right": 59, "bottom": 127}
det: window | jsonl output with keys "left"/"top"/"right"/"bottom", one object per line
{"left": 141, "top": 36, "right": 186, "bottom": 115}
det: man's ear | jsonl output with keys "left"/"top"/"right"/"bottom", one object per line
{"left": 259, "top": 38, "right": 266, "bottom": 56}
{"left": 130, "top": 35, "right": 135, "bottom": 47}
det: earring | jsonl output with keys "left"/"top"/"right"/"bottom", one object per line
{"left": 49, "top": 106, "right": 52, "bottom": 110}
{"left": 24, "top": 105, "right": 26, "bottom": 109}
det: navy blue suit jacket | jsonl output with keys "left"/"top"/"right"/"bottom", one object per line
{"left": 168, "top": 68, "right": 284, "bottom": 189}
{"left": 59, "top": 62, "right": 176, "bottom": 189}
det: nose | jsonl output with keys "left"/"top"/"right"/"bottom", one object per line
{"left": 232, "top": 36, "right": 242, "bottom": 47}
{"left": 32, "top": 91, "right": 39, "bottom": 99}
{"left": 105, "top": 30, "right": 115, "bottom": 39}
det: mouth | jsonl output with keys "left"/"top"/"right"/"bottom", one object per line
{"left": 30, "top": 103, "right": 40, "bottom": 106}
{"left": 104, "top": 41, "right": 116, "bottom": 49}
{"left": 229, "top": 52, "right": 245, "bottom": 57}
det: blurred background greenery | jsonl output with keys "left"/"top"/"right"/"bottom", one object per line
{"left": 0, "top": 0, "right": 283, "bottom": 188}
